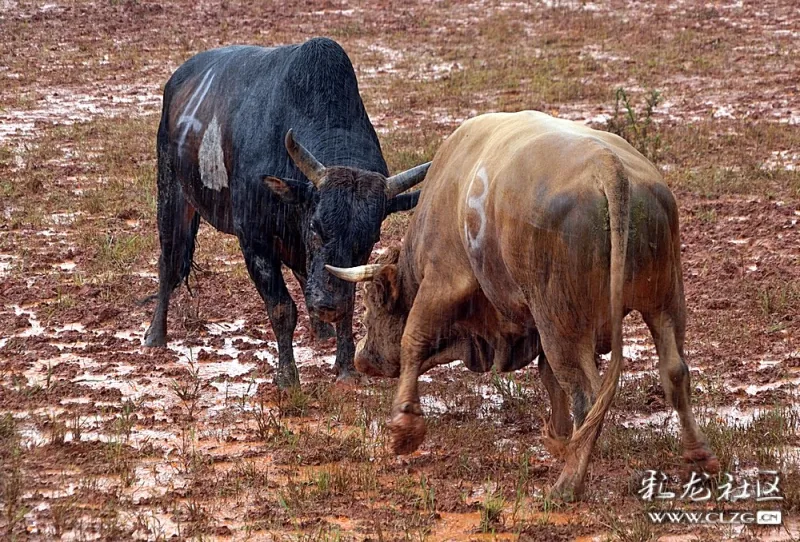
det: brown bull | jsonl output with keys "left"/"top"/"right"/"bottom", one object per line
{"left": 328, "top": 111, "right": 719, "bottom": 499}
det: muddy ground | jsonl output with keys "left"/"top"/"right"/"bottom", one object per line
{"left": 0, "top": 0, "right": 799, "bottom": 540}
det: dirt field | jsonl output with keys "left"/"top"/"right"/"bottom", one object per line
{"left": 1, "top": 0, "right": 799, "bottom": 540}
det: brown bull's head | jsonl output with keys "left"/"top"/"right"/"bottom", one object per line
{"left": 326, "top": 248, "right": 406, "bottom": 376}
{"left": 264, "top": 131, "right": 429, "bottom": 324}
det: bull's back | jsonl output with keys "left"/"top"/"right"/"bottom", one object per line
{"left": 159, "top": 38, "right": 386, "bottom": 233}
{"left": 413, "top": 111, "right": 681, "bottom": 326}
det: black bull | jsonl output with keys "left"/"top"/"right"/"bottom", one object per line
{"left": 143, "top": 37, "right": 429, "bottom": 388}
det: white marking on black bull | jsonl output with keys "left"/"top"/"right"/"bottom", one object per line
{"left": 199, "top": 116, "right": 228, "bottom": 191}
{"left": 464, "top": 166, "right": 489, "bottom": 250}
{"left": 176, "top": 69, "right": 215, "bottom": 157}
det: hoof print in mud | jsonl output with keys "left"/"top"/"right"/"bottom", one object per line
{"left": 389, "top": 411, "right": 427, "bottom": 455}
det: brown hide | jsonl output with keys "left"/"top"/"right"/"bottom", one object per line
{"left": 369, "top": 111, "right": 680, "bottom": 375}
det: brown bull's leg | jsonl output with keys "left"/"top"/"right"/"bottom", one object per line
{"left": 645, "top": 310, "right": 718, "bottom": 473}
{"left": 537, "top": 329, "right": 599, "bottom": 500}
{"left": 388, "top": 276, "right": 477, "bottom": 455}
{"left": 538, "top": 353, "right": 572, "bottom": 459}
{"left": 388, "top": 330, "right": 428, "bottom": 454}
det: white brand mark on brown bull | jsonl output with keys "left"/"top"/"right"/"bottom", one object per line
{"left": 465, "top": 166, "right": 489, "bottom": 250}
{"left": 199, "top": 116, "right": 228, "bottom": 190}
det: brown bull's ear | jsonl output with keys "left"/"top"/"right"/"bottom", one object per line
{"left": 373, "top": 265, "right": 400, "bottom": 310}
{"left": 263, "top": 176, "right": 314, "bottom": 204}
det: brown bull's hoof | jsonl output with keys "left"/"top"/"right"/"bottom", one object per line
{"left": 683, "top": 447, "right": 720, "bottom": 474}
{"left": 549, "top": 470, "right": 585, "bottom": 502}
{"left": 388, "top": 408, "right": 426, "bottom": 455}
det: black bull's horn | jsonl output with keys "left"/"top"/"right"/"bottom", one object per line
{"left": 384, "top": 162, "right": 431, "bottom": 199}
{"left": 285, "top": 129, "right": 431, "bottom": 196}
{"left": 285, "top": 129, "right": 327, "bottom": 187}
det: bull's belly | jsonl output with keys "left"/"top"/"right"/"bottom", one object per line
{"left": 179, "top": 178, "right": 236, "bottom": 235}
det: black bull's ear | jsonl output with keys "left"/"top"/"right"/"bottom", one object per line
{"left": 263, "top": 176, "right": 314, "bottom": 204}
{"left": 385, "top": 190, "right": 421, "bottom": 217}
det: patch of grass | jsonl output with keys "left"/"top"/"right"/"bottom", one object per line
{"left": 605, "top": 88, "right": 663, "bottom": 162}
{"left": 175, "top": 426, "right": 210, "bottom": 477}
{"left": 596, "top": 417, "right": 682, "bottom": 470}
{"left": 252, "top": 400, "right": 299, "bottom": 448}
{"left": 480, "top": 484, "right": 505, "bottom": 533}
{"left": 310, "top": 462, "right": 379, "bottom": 499}
{"left": 114, "top": 399, "right": 139, "bottom": 441}
{"left": 381, "top": 130, "right": 441, "bottom": 175}
{"left": 87, "top": 231, "right": 151, "bottom": 276}
{"left": 664, "top": 121, "right": 800, "bottom": 198}
{"left": 51, "top": 495, "right": 79, "bottom": 538}
{"left": 490, "top": 370, "right": 545, "bottom": 424}
{"left": 171, "top": 360, "right": 202, "bottom": 420}
{"left": 757, "top": 282, "right": 798, "bottom": 317}
{"left": 694, "top": 207, "right": 718, "bottom": 224}
{"left": 0, "top": 415, "right": 28, "bottom": 538}
{"left": 278, "top": 385, "right": 310, "bottom": 417}
{"left": 701, "top": 405, "right": 799, "bottom": 473}
{"left": 416, "top": 473, "right": 436, "bottom": 515}
{"left": 600, "top": 505, "right": 659, "bottom": 542}
{"left": 104, "top": 439, "right": 138, "bottom": 487}
{"left": 216, "top": 460, "right": 270, "bottom": 498}
{"left": 48, "top": 412, "right": 68, "bottom": 446}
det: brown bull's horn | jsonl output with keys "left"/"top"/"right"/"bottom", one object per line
{"left": 325, "top": 264, "right": 382, "bottom": 282}
{"left": 285, "top": 129, "right": 326, "bottom": 187}
{"left": 385, "top": 162, "right": 431, "bottom": 199}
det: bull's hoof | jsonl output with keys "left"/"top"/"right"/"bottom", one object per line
{"left": 683, "top": 447, "right": 720, "bottom": 474}
{"left": 274, "top": 365, "right": 300, "bottom": 390}
{"left": 334, "top": 369, "right": 365, "bottom": 389}
{"left": 311, "top": 321, "right": 336, "bottom": 341}
{"left": 388, "top": 407, "right": 426, "bottom": 455}
{"left": 143, "top": 327, "right": 166, "bottom": 347}
{"left": 549, "top": 471, "right": 585, "bottom": 502}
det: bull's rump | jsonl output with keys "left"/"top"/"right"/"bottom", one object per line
{"left": 158, "top": 38, "right": 386, "bottom": 234}
{"left": 414, "top": 111, "right": 681, "bottom": 335}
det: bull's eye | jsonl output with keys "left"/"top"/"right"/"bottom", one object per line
{"left": 310, "top": 219, "right": 326, "bottom": 242}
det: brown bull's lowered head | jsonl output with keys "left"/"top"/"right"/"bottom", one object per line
{"left": 263, "top": 131, "right": 429, "bottom": 324}
{"left": 326, "top": 248, "right": 406, "bottom": 376}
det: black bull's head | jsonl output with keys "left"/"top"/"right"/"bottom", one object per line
{"left": 263, "top": 130, "right": 430, "bottom": 323}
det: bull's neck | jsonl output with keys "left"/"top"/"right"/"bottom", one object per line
{"left": 398, "top": 238, "right": 420, "bottom": 312}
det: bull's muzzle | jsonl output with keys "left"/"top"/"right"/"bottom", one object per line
{"left": 307, "top": 295, "right": 346, "bottom": 324}
{"left": 354, "top": 337, "right": 384, "bottom": 377}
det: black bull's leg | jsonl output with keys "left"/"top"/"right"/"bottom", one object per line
{"left": 238, "top": 236, "right": 300, "bottom": 389}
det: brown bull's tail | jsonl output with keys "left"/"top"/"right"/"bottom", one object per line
{"left": 569, "top": 154, "right": 630, "bottom": 453}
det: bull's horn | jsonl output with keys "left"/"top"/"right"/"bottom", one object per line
{"left": 285, "top": 129, "right": 326, "bottom": 188}
{"left": 325, "top": 264, "right": 382, "bottom": 282}
{"left": 385, "top": 162, "right": 431, "bottom": 199}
